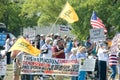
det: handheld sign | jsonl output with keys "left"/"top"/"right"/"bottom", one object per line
{"left": 90, "top": 28, "right": 106, "bottom": 42}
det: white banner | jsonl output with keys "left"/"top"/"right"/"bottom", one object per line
{"left": 0, "top": 56, "right": 7, "bottom": 75}
{"left": 21, "top": 55, "right": 79, "bottom": 76}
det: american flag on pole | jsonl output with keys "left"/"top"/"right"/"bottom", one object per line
{"left": 90, "top": 11, "right": 107, "bottom": 33}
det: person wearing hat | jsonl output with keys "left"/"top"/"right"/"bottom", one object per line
{"left": 76, "top": 46, "right": 87, "bottom": 80}
{"left": 52, "top": 39, "right": 65, "bottom": 80}
{"left": 41, "top": 38, "right": 52, "bottom": 58}
{"left": 40, "top": 34, "right": 45, "bottom": 49}
{"left": 69, "top": 48, "right": 78, "bottom": 80}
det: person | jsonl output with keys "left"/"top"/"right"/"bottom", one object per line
{"left": 34, "top": 34, "right": 40, "bottom": 49}
{"left": 85, "top": 36, "right": 95, "bottom": 78}
{"left": 97, "top": 43, "right": 108, "bottom": 80}
{"left": 12, "top": 51, "right": 24, "bottom": 80}
{"left": 4, "top": 33, "right": 11, "bottom": 64}
{"left": 52, "top": 39, "right": 65, "bottom": 80}
{"left": 41, "top": 38, "right": 52, "bottom": 58}
{"left": 76, "top": 46, "right": 87, "bottom": 80}
{"left": 69, "top": 48, "right": 78, "bottom": 80}
{"left": 0, "top": 50, "right": 7, "bottom": 80}
{"left": 52, "top": 39, "right": 65, "bottom": 59}
{"left": 40, "top": 34, "right": 45, "bottom": 49}
{"left": 64, "top": 37, "right": 73, "bottom": 59}
{"left": 108, "top": 53, "right": 117, "bottom": 80}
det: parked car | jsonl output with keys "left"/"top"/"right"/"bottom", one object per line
{"left": 0, "top": 33, "right": 16, "bottom": 50}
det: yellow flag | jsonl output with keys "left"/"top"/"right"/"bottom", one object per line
{"left": 59, "top": 2, "right": 79, "bottom": 23}
{"left": 9, "top": 37, "right": 41, "bottom": 56}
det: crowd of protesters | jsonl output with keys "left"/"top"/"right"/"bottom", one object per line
{"left": 0, "top": 33, "right": 120, "bottom": 80}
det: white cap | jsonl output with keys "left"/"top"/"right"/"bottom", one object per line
{"left": 55, "top": 33, "right": 60, "bottom": 36}
{"left": 40, "top": 34, "right": 44, "bottom": 36}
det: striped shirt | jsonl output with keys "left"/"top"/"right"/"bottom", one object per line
{"left": 109, "top": 54, "right": 118, "bottom": 66}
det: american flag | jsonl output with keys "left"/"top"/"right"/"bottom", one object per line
{"left": 90, "top": 11, "right": 107, "bottom": 33}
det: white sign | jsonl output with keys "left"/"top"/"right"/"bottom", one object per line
{"left": 59, "top": 25, "right": 70, "bottom": 31}
{"left": 90, "top": 28, "right": 106, "bottom": 41}
{"left": 0, "top": 57, "right": 7, "bottom": 75}
{"left": 79, "top": 59, "right": 96, "bottom": 71}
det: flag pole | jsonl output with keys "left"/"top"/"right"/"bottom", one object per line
{"left": 47, "top": 17, "right": 60, "bottom": 35}
{"left": 47, "top": 1, "right": 68, "bottom": 36}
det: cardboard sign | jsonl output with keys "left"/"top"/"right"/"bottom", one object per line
{"left": 79, "top": 59, "right": 96, "bottom": 71}
{"left": 90, "top": 28, "right": 106, "bottom": 41}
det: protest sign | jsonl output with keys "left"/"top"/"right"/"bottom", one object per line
{"left": 79, "top": 59, "right": 96, "bottom": 71}
{"left": 90, "top": 28, "right": 106, "bottom": 42}
{"left": 0, "top": 57, "right": 7, "bottom": 75}
{"left": 21, "top": 55, "right": 79, "bottom": 76}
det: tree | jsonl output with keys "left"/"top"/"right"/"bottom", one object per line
{"left": 21, "top": 0, "right": 120, "bottom": 40}
{"left": 0, "top": 0, "right": 38, "bottom": 36}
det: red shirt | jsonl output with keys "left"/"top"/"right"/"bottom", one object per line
{"left": 52, "top": 46, "right": 65, "bottom": 59}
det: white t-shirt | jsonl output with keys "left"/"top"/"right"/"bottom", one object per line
{"left": 97, "top": 48, "right": 108, "bottom": 61}
{"left": 41, "top": 44, "right": 52, "bottom": 58}
{"left": 4, "top": 38, "right": 11, "bottom": 51}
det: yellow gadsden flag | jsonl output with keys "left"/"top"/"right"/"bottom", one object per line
{"left": 9, "top": 37, "right": 41, "bottom": 56}
{"left": 59, "top": 2, "right": 79, "bottom": 23}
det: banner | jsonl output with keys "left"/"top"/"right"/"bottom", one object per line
{"left": 21, "top": 55, "right": 79, "bottom": 76}
{"left": 59, "top": 2, "right": 79, "bottom": 23}
{"left": 9, "top": 37, "right": 41, "bottom": 56}
{"left": 0, "top": 56, "right": 7, "bottom": 75}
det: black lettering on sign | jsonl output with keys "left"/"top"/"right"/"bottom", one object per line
{"left": 64, "top": 10, "right": 72, "bottom": 18}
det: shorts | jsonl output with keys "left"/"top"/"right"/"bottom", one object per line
{"left": 13, "top": 67, "right": 21, "bottom": 76}
{"left": 118, "top": 64, "right": 120, "bottom": 74}
{"left": 13, "top": 59, "right": 21, "bottom": 76}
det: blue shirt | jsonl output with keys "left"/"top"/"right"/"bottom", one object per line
{"left": 76, "top": 52, "right": 87, "bottom": 59}
{"left": 65, "top": 41, "right": 72, "bottom": 53}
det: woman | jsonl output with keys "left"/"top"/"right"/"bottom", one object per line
{"left": 4, "top": 33, "right": 11, "bottom": 64}
{"left": 76, "top": 46, "right": 87, "bottom": 80}
{"left": 41, "top": 38, "right": 52, "bottom": 58}
{"left": 69, "top": 48, "right": 78, "bottom": 80}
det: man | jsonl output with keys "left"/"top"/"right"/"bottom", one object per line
{"left": 52, "top": 39, "right": 65, "bottom": 59}
{"left": 52, "top": 39, "right": 65, "bottom": 80}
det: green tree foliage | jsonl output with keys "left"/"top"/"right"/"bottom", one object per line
{"left": 0, "top": 0, "right": 38, "bottom": 36}
{"left": 20, "top": 0, "right": 120, "bottom": 39}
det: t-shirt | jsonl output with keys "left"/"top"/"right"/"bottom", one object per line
{"left": 41, "top": 43, "right": 52, "bottom": 58}
{"left": 52, "top": 46, "right": 65, "bottom": 59}
{"left": 13, "top": 51, "right": 24, "bottom": 70}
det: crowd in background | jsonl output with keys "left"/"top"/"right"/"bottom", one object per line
{"left": 0, "top": 33, "right": 120, "bottom": 80}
